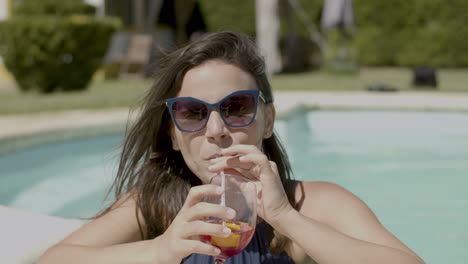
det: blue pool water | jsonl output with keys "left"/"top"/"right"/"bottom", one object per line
{"left": 1, "top": 110, "right": 468, "bottom": 264}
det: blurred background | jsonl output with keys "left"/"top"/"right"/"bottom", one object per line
{"left": 1, "top": 0, "right": 467, "bottom": 100}
{"left": 0, "top": 0, "right": 468, "bottom": 264}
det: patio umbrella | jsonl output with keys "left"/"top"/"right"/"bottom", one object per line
{"left": 320, "top": 0, "right": 355, "bottom": 32}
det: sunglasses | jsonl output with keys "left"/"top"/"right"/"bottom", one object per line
{"left": 166, "top": 90, "right": 266, "bottom": 132}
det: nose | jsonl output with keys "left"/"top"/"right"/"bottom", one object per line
{"left": 205, "top": 110, "right": 229, "bottom": 142}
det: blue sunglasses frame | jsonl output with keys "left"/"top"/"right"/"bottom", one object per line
{"left": 166, "top": 89, "right": 267, "bottom": 132}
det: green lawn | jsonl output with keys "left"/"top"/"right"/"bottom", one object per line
{"left": 0, "top": 79, "right": 151, "bottom": 115}
{"left": 1, "top": 67, "right": 467, "bottom": 115}
{"left": 271, "top": 67, "right": 468, "bottom": 92}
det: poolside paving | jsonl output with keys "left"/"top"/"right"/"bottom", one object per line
{"left": 1, "top": 91, "right": 468, "bottom": 141}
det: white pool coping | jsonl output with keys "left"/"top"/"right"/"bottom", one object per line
{"left": 0, "top": 206, "right": 85, "bottom": 263}
{"left": 1, "top": 90, "right": 468, "bottom": 263}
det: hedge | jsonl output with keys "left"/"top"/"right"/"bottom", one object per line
{"left": 0, "top": 0, "right": 120, "bottom": 93}
{"left": 354, "top": 0, "right": 468, "bottom": 67}
{"left": 12, "top": 0, "right": 96, "bottom": 17}
{"left": 199, "top": 0, "right": 468, "bottom": 68}
{"left": 0, "top": 16, "right": 120, "bottom": 93}
{"left": 199, "top": 0, "right": 323, "bottom": 37}
{"left": 199, "top": 0, "right": 323, "bottom": 70}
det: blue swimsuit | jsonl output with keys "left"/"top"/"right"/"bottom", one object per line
{"left": 182, "top": 221, "right": 295, "bottom": 264}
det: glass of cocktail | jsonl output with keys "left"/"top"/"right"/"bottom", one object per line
{"left": 200, "top": 172, "right": 257, "bottom": 264}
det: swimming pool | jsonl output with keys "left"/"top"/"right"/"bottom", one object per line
{"left": 1, "top": 110, "right": 468, "bottom": 263}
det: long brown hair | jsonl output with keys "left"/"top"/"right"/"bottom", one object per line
{"left": 104, "top": 31, "right": 296, "bottom": 253}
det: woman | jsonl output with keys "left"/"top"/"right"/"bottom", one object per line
{"left": 38, "top": 31, "right": 424, "bottom": 264}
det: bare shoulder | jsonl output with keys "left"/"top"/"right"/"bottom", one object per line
{"left": 60, "top": 192, "right": 143, "bottom": 246}
{"left": 293, "top": 181, "right": 349, "bottom": 212}
{"left": 294, "top": 180, "right": 379, "bottom": 230}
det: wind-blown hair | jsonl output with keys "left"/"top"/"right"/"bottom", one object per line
{"left": 101, "top": 31, "right": 296, "bottom": 253}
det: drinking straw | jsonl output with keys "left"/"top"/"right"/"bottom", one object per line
{"left": 220, "top": 170, "right": 226, "bottom": 227}
{"left": 220, "top": 170, "right": 226, "bottom": 207}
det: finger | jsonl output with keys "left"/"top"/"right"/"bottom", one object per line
{"left": 184, "top": 185, "right": 223, "bottom": 209}
{"left": 208, "top": 158, "right": 261, "bottom": 183}
{"left": 182, "top": 220, "right": 232, "bottom": 238}
{"left": 208, "top": 155, "right": 254, "bottom": 172}
{"left": 186, "top": 202, "right": 236, "bottom": 222}
{"left": 238, "top": 153, "right": 273, "bottom": 174}
{"left": 269, "top": 161, "right": 279, "bottom": 175}
{"left": 221, "top": 145, "right": 262, "bottom": 156}
{"left": 238, "top": 155, "right": 281, "bottom": 189}
{"left": 208, "top": 154, "right": 241, "bottom": 164}
{"left": 181, "top": 240, "right": 222, "bottom": 257}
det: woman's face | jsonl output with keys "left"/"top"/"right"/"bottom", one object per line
{"left": 170, "top": 60, "right": 275, "bottom": 183}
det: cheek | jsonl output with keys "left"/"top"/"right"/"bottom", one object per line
{"left": 253, "top": 113, "right": 267, "bottom": 137}
{"left": 177, "top": 136, "right": 205, "bottom": 169}
{"left": 176, "top": 135, "right": 199, "bottom": 158}
{"left": 241, "top": 121, "right": 265, "bottom": 147}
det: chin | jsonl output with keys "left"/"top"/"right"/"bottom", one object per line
{"left": 202, "top": 171, "right": 218, "bottom": 184}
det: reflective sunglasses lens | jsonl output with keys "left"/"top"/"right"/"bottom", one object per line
{"left": 172, "top": 100, "right": 208, "bottom": 131}
{"left": 220, "top": 93, "right": 256, "bottom": 126}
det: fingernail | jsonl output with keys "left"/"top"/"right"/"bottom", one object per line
{"left": 223, "top": 227, "right": 231, "bottom": 235}
{"left": 214, "top": 248, "right": 221, "bottom": 255}
{"left": 216, "top": 187, "right": 223, "bottom": 194}
{"left": 208, "top": 165, "right": 214, "bottom": 170}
